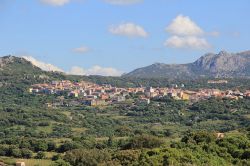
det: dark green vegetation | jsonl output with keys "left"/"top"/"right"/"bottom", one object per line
{"left": 0, "top": 56, "right": 250, "bottom": 165}
{"left": 63, "top": 131, "right": 250, "bottom": 166}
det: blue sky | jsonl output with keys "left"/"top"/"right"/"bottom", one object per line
{"left": 0, "top": 0, "right": 249, "bottom": 76}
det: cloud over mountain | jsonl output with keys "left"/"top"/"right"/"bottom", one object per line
{"left": 22, "top": 56, "right": 64, "bottom": 72}
{"left": 73, "top": 46, "right": 90, "bottom": 54}
{"left": 40, "top": 0, "right": 70, "bottom": 6}
{"left": 164, "top": 15, "right": 211, "bottom": 50}
{"left": 109, "top": 23, "right": 148, "bottom": 38}
{"left": 166, "top": 15, "right": 204, "bottom": 36}
{"left": 23, "top": 56, "right": 123, "bottom": 76}
{"left": 104, "top": 0, "right": 143, "bottom": 5}
{"left": 164, "top": 36, "right": 210, "bottom": 49}
{"left": 68, "top": 65, "right": 123, "bottom": 76}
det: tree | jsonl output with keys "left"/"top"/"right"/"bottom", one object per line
{"left": 64, "top": 149, "right": 111, "bottom": 166}
{"left": 107, "top": 136, "right": 114, "bottom": 148}
{"left": 35, "top": 151, "right": 46, "bottom": 159}
{"left": 52, "top": 154, "right": 62, "bottom": 161}
{"left": 0, "top": 145, "right": 8, "bottom": 156}
{"left": 57, "top": 141, "right": 81, "bottom": 153}
{"left": 164, "top": 129, "right": 173, "bottom": 137}
{"left": 21, "top": 149, "right": 33, "bottom": 158}
{"left": 113, "top": 150, "right": 140, "bottom": 165}
{"left": 34, "top": 141, "right": 48, "bottom": 152}
{"left": 11, "top": 148, "right": 22, "bottom": 158}
{"left": 115, "top": 126, "right": 132, "bottom": 136}
{"left": 242, "top": 150, "right": 250, "bottom": 160}
{"left": 124, "top": 134, "right": 164, "bottom": 149}
{"left": 48, "top": 142, "right": 56, "bottom": 151}
{"left": 51, "top": 159, "right": 71, "bottom": 166}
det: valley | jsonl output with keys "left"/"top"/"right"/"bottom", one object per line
{"left": 0, "top": 56, "right": 250, "bottom": 165}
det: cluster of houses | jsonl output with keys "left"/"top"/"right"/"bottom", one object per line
{"left": 207, "top": 80, "right": 228, "bottom": 84}
{"left": 136, "top": 87, "right": 250, "bottom": 102}
{"left": 29, "top": 80, "right": 250, "bottom": 107}
{"left": 29, "top": 80, "right": 129, "bottom": 106}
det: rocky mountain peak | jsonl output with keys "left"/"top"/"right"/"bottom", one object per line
{"left": 218, "top": 50, "right": 229, "bottom": 56}
{"left": 124, "top": 50, "right": 250, "bottom": 78}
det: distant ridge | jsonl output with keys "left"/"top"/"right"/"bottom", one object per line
{"left": 123, "top": 50, "right": 250, "bottom": 78}
{"left": 0, "top": 55, "right": 64, "bottom": 75}
{"left": 0, "top": 55, "right": 66, "bottom": 86}
{"left": 1, "top": 50, "right": 250, "bottom": 80}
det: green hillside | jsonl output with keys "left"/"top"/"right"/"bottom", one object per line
{"left": 0, "top": 56, "right": 249, "bottom": 165}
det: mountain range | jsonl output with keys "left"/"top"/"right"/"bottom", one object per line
{"left": 1, "top": 50, "right": 250, "bottom": 80}
{"left": 124, "top": 50, "right": 250, "bottom": 78}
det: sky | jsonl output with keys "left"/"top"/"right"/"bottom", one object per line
{"left": 0, "top": 0, "right": 250, "bottom": 76}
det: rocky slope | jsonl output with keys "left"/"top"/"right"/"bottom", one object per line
{"left": 124, "top": 50, "right": 250, "bottom": 78}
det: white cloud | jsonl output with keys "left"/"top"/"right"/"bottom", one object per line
{"left": 40, "top": 0, "right": 70, "bottom": 6}
{"left": 164, "top": 15, "right": 213, "bottom": 50}
{"left": 22, "top": 56, "right": 64, "bottom": 72}
{"left": 109, "top": 23, "right": 148, "bottom": 38}
{"left": 73, "top": 46, "right": 90, "bottom": 54}
{"left": 164, "top": 36, "right": 210, "bottom": 50}
{"left": 166, "top": 15, "right": 203, "bottom": 36}
{"left": 68, "top": 65, "right": 123, "bottom": 76}
{"left": 209, "top": 31, "right": 220, "bottom": 37}
{"left": 22, "top": 56, "right": 123, "bottom": 76}
{"left": 68, "top": 66, "right": 86, "bottom": 75}
{"left": 231, "top": 31, "right": 240, "bottom": 38}
{"left": 104, "top": 0, "right": 143, "bottom": 5}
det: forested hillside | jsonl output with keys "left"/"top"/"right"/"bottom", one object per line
{"left": 0, "top": 56, "right": 250, "bottom": 165}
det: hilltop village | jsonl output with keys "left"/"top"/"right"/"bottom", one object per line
{"left": 29, "top": 80, "right": 250, "bottom": 107}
